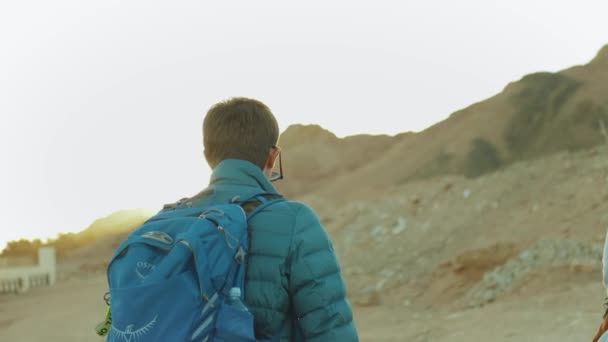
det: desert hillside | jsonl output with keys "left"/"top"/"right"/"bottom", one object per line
{"left": 276, "top": 44, "right": 608, "bottom": 200}
{"left": 2, "top": 45, "right": 608, "bottom": 341}
{"left": 1, "top": 209, "right": 154, "bottom": 266}
{"left": 2, "top": 134, "right": 607, "bottom": 342}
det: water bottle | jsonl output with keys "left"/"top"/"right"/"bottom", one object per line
{"left": 215, "top": 287, "right": 256, "bottom": 341}
{"left": 228, "top": 287, "right": 249, "bottom": 312}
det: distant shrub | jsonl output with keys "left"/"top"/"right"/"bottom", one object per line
{"left": 464, "top": 138, "right": 502, "bottom": 178}
{"left": 1, "top": 233, "right": 89, "bottom": 258}
{"left": 1, "top": 239, "right": 43, "bottom": 258}
{"left": 536, "top": 99, "right": 608, "bottom": 153}
{"left": 403, "top": 148, "right": 455, "bottom": 182}
{"left": 1, "top": 210, "right": 152, "bottom": 259}
{"left": 51, "top": 233, "right": 81, "bottom": 257}
{"left": 504, "top": 72, "right": 581, "bottom": 157}
{"left": 571, "top": 100, "right": 608, "bottom": 127}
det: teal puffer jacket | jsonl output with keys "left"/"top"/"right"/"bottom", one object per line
{"left": 183, "top": 159, "right": 358, "bottom": 341}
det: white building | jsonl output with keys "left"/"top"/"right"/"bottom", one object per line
{"left": 0, "top": 247, "right": 56, "bottom": 294}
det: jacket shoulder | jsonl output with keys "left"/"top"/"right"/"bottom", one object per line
{"left": 276, "top": 199, "right": 316, "bottom": 214}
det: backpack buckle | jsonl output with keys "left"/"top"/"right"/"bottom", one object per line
{"left": 234, "top": 247, "right": 246, "bottom": 264}
{"left": 199, "top": 208, "right": 225, "bottom": 219}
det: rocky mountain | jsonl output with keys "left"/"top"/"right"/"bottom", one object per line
{"left": 9, "top": 44, "right": 608, "bottom": 315}
{"left": 276, "top": 45, "right": 608, "bottom": 200}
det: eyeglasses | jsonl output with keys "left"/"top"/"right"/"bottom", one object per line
{"left": 269, "top": 146, "right": 283, "bottom": 182}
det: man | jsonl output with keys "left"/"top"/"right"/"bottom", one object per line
{"left": 592, "top": 230, "right": 608, "bottom": 342}
{"left": 186, "top": 97, "right": 358, "bottom": 341}
{"left": 592, "top": 315, "right": 608, "bottom": 342}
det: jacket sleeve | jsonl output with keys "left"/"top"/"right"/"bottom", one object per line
{"left": 287, "top": 204, "right": 359, "bottom": 341}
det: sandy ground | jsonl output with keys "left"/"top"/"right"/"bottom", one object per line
{"left": 3, "top": 145, "right": 608, "bottom": 341}
{"left": 0, "top": 272, "right": 605, "bottom": 342}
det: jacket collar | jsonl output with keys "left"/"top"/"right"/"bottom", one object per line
{"left": 209, "top": 159, "right": 278, "bottom": 194}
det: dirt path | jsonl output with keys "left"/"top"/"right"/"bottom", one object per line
{"left": 0, "top": 275, "right": 108, "bottom": 342}
{"left": 0, "top": 274, "right": 604, "bottom": 341}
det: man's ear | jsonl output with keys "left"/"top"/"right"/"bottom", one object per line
{"left": 264, "top": 148, "right": 279, "bottom": 171}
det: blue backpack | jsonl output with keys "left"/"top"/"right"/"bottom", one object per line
{"left": 104, "top": 192, "right": 284, "bottom": 342}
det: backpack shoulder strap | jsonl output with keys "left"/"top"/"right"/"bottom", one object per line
{"left": 234, "top": 193, "right": 284, "bottom": 220}
{"left": 161, "top": 187, "right": 215, "bottom": 211}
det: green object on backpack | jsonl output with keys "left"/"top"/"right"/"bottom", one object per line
{"left": 95, "top": 306, "right": 112, "bottom": 337}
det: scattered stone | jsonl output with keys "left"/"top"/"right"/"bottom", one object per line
{"left": 370, "top": 225, "right": 386, "bottom": 240}
{"left": 392, "top": 217, "right": 407, "bottom": 235}
{"left": 354, "top": 286, "right": 382, "bottom": 307}
{"left": 464, "top": 238, "right": 603, "bottom": 307}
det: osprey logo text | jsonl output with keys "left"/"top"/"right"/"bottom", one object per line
{"left": 135, "top": 261, "right": 156, "bottom": 280}
{"left": 110, "top": 316, "right": 158, "bottom": 342}
{"left": 141, "top": 231, "right": 174, "bottom": 245}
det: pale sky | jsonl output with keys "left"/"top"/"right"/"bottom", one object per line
{"left": 0, "top": 0, "right": 607, "bottom": 249}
